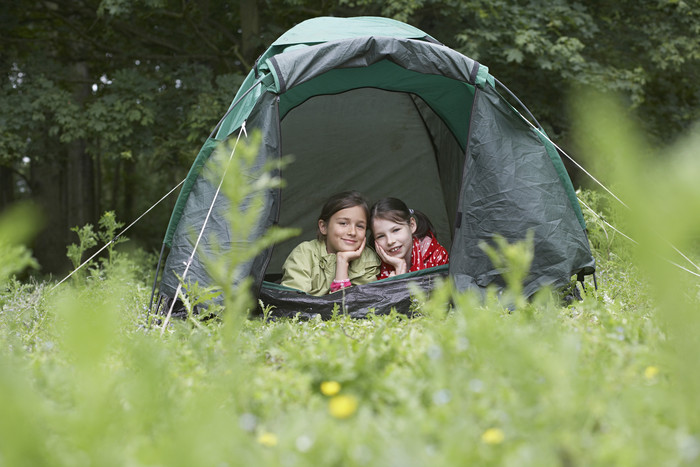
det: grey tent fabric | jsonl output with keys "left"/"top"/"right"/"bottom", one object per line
{"left": 267, "top": 36, "right": 482, "bottom": 94}
{"left": 450, "top": 86, "right": 595, "bottom": 295}
{"left": 160, "top": 93, "right": 281, "bottom": 303}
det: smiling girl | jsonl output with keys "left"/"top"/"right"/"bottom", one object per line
{"left": 370, "top": 198, "right": 449, "bottom": 279}
{"left": 281, "top": 191, "right": 380, "bottom": 295}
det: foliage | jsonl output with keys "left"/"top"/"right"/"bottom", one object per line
{"left": 2, "top": 0, "right": 698, "bottom": 271}
{"left": 97, "top": 210, "right": 128, "bottom": 266}
{"left": 481, "top": 231, "right": 535, "bottom": 309}
{"left": 2, "top": 93, "right": 700, "bottom": 465}
{"left": 0, "top": 202, "right": 697, "bottom": 464}
{"left": 66, "top": 224, "right": 98, "bottom": 275}
{"left": 0, "top": 203, "right": 41, "bottom": 287}
{"left": 65, "top": 210, "right": 133, "bottom": 285}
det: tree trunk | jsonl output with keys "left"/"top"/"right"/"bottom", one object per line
{"left": 112, "top": 156, "right": 121, "bottom": 212}
{"left": 31, "top": 155, "right": 69, "bottom": 274}
{"left": 32, "top": 62, "right": 97, "bottom": 275}
{"left": 0, "top": 166, "right": 13, "bottom": 210}
{"left": 65, "top": 137, "right": 96, "bottom": 229}
{"left": 64, "top": 61, "right": 97, "bottom": 254}
{"left": 122, "top": 157, "right": 136, "bottom": 222}
{"left": 240, "top": 0, "right": 260, "bottom": 61}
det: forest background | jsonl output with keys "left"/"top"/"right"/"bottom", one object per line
{"left": 1, "top": 0, "right": 699, "bottom": 274}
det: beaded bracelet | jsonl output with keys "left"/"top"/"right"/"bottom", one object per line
{"left": 330, "top": 278, "right": 351, "bottom": 293}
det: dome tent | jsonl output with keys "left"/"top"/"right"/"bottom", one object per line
{"left": 154, "top": 16, "right": 595, "bottom": 319}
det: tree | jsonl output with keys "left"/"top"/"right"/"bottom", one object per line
{"left": 1, "top": 1, "right": 255, "bottom": 272}
{"left": 2, "top": 0, "right": 697, "bottom": 273}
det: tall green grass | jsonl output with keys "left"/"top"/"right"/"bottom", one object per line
{"left": 1, "top": 95, "right": 698, "bottom": 465}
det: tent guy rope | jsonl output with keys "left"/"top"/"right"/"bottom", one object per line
{"left": 159, "top": 121, "right": 248, "bottom": 335}
{"left": 50, "top": 178, "right": 186, "bottom": 292}
{"left": 578, "top": 197, "right": 700, "bottom": 279}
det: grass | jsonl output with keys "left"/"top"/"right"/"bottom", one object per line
{"left": 1, "top": 195, "right": 697, "bottom": 466}
{"left": 1, "top": 95, "right": 699, "bottom": 465}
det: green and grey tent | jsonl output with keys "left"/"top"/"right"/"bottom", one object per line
{"left": 154, "top": 16, "right": 595, "bottom": 319}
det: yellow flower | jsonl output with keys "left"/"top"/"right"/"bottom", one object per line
{"left": 481, "top": 428, "right": 505, "bottom": 445}
{"left": 257, "top": 431, "right": 278, "bottom": 447}
{"left": 644, "top": 366, "right": 659, "bottom": 380}
{"left": 328, "top": 395, "right": 358, "bottom": 419}
{"left": 320, "top": 381, "right": 341, "bottom": 396}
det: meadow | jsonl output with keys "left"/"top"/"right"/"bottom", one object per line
{"left": 1, "top": 97, "right": 699, "bottom": 466}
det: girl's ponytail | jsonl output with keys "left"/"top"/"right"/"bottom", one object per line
{"left": 410, "top": 209, "right": 435, "bottom": 239}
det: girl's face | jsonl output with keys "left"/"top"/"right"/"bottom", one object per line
{"left": 372, "top": 217, "right": 416, "bottom": 263}
{"left": 319, "top": 205, "right": 368, "bottom": 254}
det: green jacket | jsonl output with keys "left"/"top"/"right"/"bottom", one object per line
{"left": 280, "top": 239, "right": 380, "bottom": 296}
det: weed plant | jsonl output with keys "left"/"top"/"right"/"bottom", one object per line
{"left": 1, "top": 97, "right": 699, "bottom": 465}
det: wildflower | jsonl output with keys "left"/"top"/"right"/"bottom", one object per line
{"left": 238, "top": 413, "right": 257, "bottom": 432}
{"left": 257, "top": 431, "right": 278, "bottom": 447}
{"left": 432, "top": 389, "right": 451, "bottom": 405}
{"left": 644, "top": 366, "right": 659, "bottom": 380}
{"left": 481, "top": 428, "right": 505, "bottom": 445}
{"left": 296, "top": 435, "right": 313, "bottom": 452}
{"left": 320, "top": 380, "right": 341, "bottom": 396}
{"left": 329, "top": 394, "right": 358, "bottom": 419}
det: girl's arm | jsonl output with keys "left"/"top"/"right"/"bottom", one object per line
{"left": 332, "top": 237, "right": 367, "bottom": 292}
{"left": 353, "top": 253, "right": 381, "bottom": 285}
{"left": 280, "top": 245, "right": 313, "bottom": 293}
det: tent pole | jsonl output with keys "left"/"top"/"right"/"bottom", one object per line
{"left": 494, "top": 77, "right": 544, "bottom": 132}
{"left": 209, "top": 76, "right": 266, "bottom": 139}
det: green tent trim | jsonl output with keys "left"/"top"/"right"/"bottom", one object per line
{"left": 277, "top": 60, "right": 476, "bottom": 150}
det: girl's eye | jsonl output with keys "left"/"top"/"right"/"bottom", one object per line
{"left": 376, "top": 234, "right": 384, "bottom": 239}
{"left": 393, "top": 228, "right": 401, "bottom": 233}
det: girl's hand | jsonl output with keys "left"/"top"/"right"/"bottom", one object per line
{"left": 334, "top": 237, "right": 367, "bottom": 283}
{"left": 336, "top": 236, "right": 367, "bottom": 265}
{"left": 375, "top": 243, "right": 407, "bottom": 276}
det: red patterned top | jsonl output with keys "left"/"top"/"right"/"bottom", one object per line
{"left": 378, "top": 232, "right": 449, "bottom": 279}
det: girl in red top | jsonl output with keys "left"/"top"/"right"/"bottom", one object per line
{"left": 370, "top": 197, "right": 449, "bottom": 279}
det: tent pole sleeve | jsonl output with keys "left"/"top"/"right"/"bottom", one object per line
{"left": 148, "top": 242, "right": 167, "bottom": 316}
{"left": 469, "top": 61, "right": 480, "bottom": 84}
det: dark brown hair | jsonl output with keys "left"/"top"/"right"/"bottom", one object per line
{"left": 369, "top": 197, "right": 434, "bottom": 239}
{"left": 317, "top": 191, "right": 370, "bottom": 240}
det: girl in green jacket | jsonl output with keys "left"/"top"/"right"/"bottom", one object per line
{"left": 280, "top": 191, "right": 380, "bottom": 295}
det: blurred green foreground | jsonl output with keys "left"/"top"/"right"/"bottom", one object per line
{"left": 1, "top": 95, "right": 699, "bottom": 466}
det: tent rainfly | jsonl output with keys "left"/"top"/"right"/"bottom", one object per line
{"left": 153, "top": 16, "right": 596, "bottom": 320}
